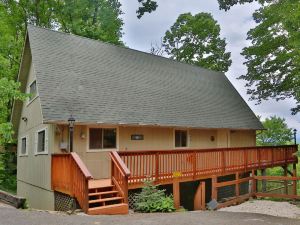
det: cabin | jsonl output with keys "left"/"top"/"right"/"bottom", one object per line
{"left": 11, "top": 25, "right": 298, "bottom": 215}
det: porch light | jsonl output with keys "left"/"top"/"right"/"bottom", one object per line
{"left": 293, "top": 129, "right": 297, "bottom": 145}
{"left": 68, "top": 115, "right": 75, "bottom": 152}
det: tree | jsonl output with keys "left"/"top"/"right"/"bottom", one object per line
{"left": 240, "top": 0, "right": 300, "bottom": 114}
{"left": 162, "top": 12, "right": 232, "bottom": 73}
{"left": 56, "top": 0, "right": 124, "bottom": 45}
{"left": 136, "top": 0, "right": 157, "bottom": 19}
{"left": 0, "top": 0, "right": 124, "bottom": 143}
{"left": 256, "top": 116, "right": 293, "bottom": 146}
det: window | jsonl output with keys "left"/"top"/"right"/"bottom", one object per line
{"left": 35, "top": 128, "right": 48, "bottom": 154}
{"left": 175, "top": 130, "right": 187, "bottom": 148}
{"left": 89, "top": 128, "right": 116, "bottom": 150}
{"left": 29, "top": 80, "right": 37, "bottom": 101}
{"left": 20, "top": 136, "right": 27, "bottom": 156}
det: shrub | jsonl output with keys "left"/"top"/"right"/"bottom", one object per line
{"left": 134, "top": 180, "right": 175, "bottom": 213}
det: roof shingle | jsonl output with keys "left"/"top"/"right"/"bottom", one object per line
{"left": 27, "top": 25, "right": 263, "bottom": 129}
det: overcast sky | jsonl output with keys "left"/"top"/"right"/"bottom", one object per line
{"left": 119, "top": 0, "right": 299, "bottom": 141}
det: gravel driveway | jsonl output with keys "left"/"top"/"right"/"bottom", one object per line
{"left": 1, "top": 202, "right": 300, "bottom": 225}
{"left": 219, "top": 200, "right": 300, "bottom": 219}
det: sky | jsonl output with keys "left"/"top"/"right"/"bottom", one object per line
{"left": 118, "top": 0, "right": 300, "bottom": 141}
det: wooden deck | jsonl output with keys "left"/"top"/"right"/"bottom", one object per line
{"left": 118, "top": 145, "right": 298, "bottom": 188}
{"left": 52, "top": 145, "right": 298, "bottom": 214}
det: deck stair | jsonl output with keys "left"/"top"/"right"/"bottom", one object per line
{"left": 87, "top": 179, "right": 128, "bottom": 215}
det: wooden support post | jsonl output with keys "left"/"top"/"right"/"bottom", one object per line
{"left": 261, "top": 169, "right": 267, "bottom": 193}
{"left": 251, "top": 170, "right": 257, "bottom": 197}
{"left": 212, "top": 175, "right": 217, "bottom": 201}
{"left": 284, "top": 166, "right": 288, "bottom": 195}
{"left": 194, "top": 182, "right": 206, "bottom": 210}
{"left": 293, "top": 164, "right": 297, "bottom": 196}
{"left": 173, "top": 178, "right": 180, "bottom": 209}
{"left": 235, "top": 172, "right": 240, "bottom": 197}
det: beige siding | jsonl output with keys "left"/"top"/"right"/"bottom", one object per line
{"left": 53, "top": 125, "right": 256, "bottom": 180}
{"left": 189, "top": 129, "right": 217, "bottom": 149}
{"left": 17, "top": 180, "right": 54, "bottom": 210}
{"left": 230, "top": 130, "right": 256, "bottom": 147}
{"left": 17, "top": 61, "right": 54, "bottom": 210}
{"left": 119, "top": 126, "right": 173, "bottom": 150}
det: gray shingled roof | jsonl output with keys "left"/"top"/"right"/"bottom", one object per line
{"left": 27, "top": 25, "right": 263, "bottom": 129}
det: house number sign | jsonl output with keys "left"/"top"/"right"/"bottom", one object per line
{"left": 131, "top": 134, "right": 144, "bottom": 140}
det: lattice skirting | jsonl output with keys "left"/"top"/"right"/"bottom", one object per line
{"left": 54, "top": 191, "right": 78, "bottom": 212}
{"left": 128, "top": 189, "right": 141, "bottom": 209}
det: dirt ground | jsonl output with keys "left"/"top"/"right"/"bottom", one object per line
{"left": 1, "top": 202, "right": 300, "bottom": 225}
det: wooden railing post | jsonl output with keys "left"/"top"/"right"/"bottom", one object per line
{"left": 258, "top": 148, "right": 261, "bottom": 168}
{"left": 193, "top": 151, "right": 196, "bottom": 178}
{"left": 155, "top": 152, "right": 159, "bottom": 182}
{"left": 244, "top": 150, "right": 248, "bottom": 171}
{"left": 221, "top": 150, "right": 225, "bottom": 174}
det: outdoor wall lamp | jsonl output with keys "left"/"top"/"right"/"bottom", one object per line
{"left": 293, "top": 129, "right": 297, "bottom": 145}
{"left": 68, "top": 115, "right": 75, "bottom": 152}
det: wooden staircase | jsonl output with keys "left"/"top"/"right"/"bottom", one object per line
{"left": 87, "top": 179, "right": 128, "bottom": 215}
{"left": 52, "top": 152, "right": 130, "bottom": 215}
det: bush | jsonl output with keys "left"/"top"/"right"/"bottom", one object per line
{"left": 0, "top": 151, "right": 17, "bottom": 194}
{"left": 134, "top": 180, "right": 175, "bottom": 213}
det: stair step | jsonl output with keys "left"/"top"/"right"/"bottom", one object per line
{"left": 89, "top": 179, "right": 112, "bottom": 189}
{"left": 89, "top": 191, "right": 118, "bottom": 197}
{"left": 88, "top": 203, "right": 128, "bottom": 215}
{"left": 88, "top": 185, "right": 115, "bottom": 190}
{"left": 89, "top": 196, "right": 123, "bottom": 204}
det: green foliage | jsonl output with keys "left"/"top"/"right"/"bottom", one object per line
{"left": 57, "top": 0, "right": 124, "bottom": 45}
{"left": 256, "top": 116, "right": 293, "bottom": 146}
{"left": 136, "top": 0, "right": 158, "bottom": 19}
{"left": 134, "top": 180, "right": 175, "bottom": 213}
{"left": 0, "top": 152, "right": 17, "bottom": 194}
{"left": 163, "top": 12, "right": 232, "bottom": 73}
{"left": 239, "top": 0, "right": 300, "bottom": 114}
{"left": 0, "top": 0, "right": 123, "bottom": 145}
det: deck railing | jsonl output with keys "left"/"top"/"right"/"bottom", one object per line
{"left": 110, "top": 151, "right": 131, "bottom": 203}
{"left": 51, "top": 153, "right": 93, "bottom": 213}
{"left": 118, "top": 145, "right": 298, "bottom": 187}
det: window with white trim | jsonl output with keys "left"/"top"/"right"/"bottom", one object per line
{"left": 175, "top": 130, "right": 187, "bottom": 148}
{"left": 20, "top": 136, "right": 28, "bottom": 156}
{"left": 89, "top": 128, "right": 116, "bottom": 150}
{"left": 29, "top": 80, "right": 37, "bottom": 101}
{"left": 35, "top": 128, "right": 48, "bottom": 154}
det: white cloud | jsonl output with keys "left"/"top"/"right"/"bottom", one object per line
{"left": 119, "top": 0, "right": 300, "bottom": 140}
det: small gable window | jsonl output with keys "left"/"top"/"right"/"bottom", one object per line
{"left": 29, "top": 80, "right": 37, "bottom": 101}
{"left": 175, "top": 130, "right": 187, "bottom": 148}
{"left": 89, "top": 128, "right": 117, "bottom": 150}
{"left": 20, "top": 136, "right": 28, "bottom": 156}
{"left": 35, "top": 128, "right": 48, "bottom": 155}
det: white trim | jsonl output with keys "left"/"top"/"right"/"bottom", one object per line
{"left": 173, "top": 128, "right": 190, "bottom": 149}
{"left": 26, "top": 80, "right": 39, "bottom": 106}
{"left": 19, "top": 135, "right": 29, "bottom": 157}
{"left": 34, "top": 127, "right": 48, "bottom": 155}
{"left": 86, "top": 125, "right": 119, "bottom": 152}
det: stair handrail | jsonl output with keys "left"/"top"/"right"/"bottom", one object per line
{"left": 110, "top": 151, "right": 130, "bottom": 203}
{"left": 70, "top": 152, "right": 93, "bottom": 179}
{"left": 52, "top": 153, "right": 93, "bottom": 213}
